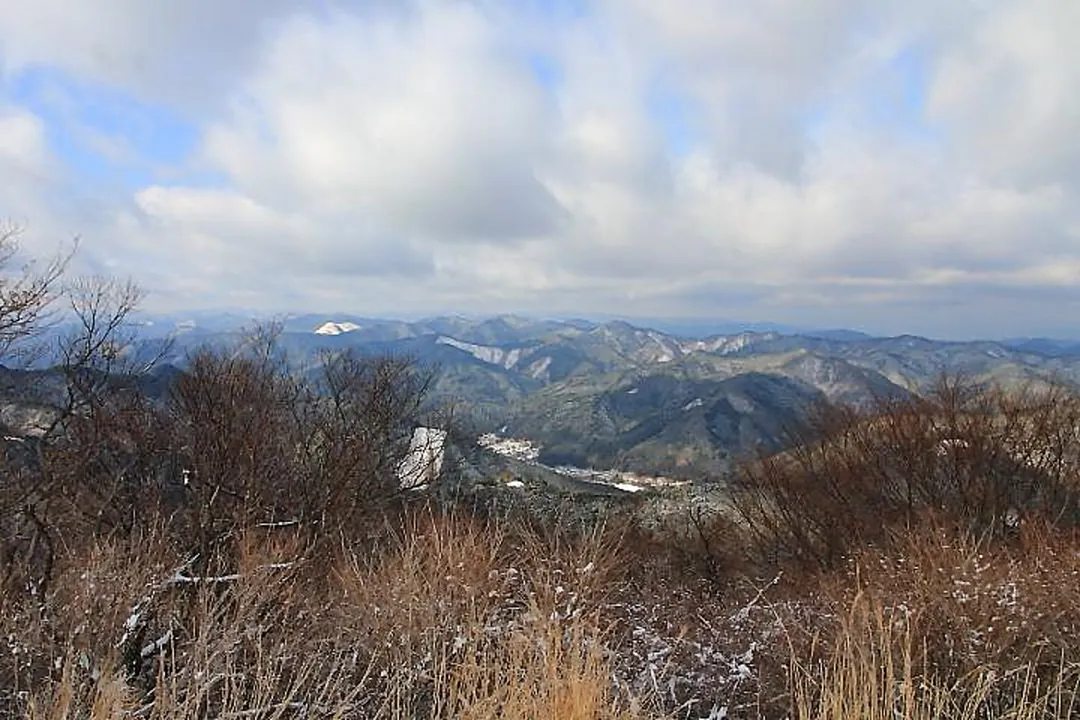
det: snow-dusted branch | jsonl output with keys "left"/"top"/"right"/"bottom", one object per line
{"left": 729, "top": 572, "right": 783, "bottom": 624}
{"left": 168, "top": 561, "right": 295, "bottom": 585}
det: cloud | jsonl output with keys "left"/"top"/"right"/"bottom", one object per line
{"left": 0, "top": 0, "right": 303, "bottom": 112}
{"left": 0, "top": 104, "right": 53, "bottom": 196}
{"left": 134, "top": 185, "right": 434, "bottom": 279}
{"left": 0, "top": 0, "right": 1078, "bottom": 336}
{"left": 593, "top": 0, "right": 869, "bottom": 178}
{"left": 0, "top": 103, "right": 79, "bottom": 251}
{"left": 200, "top": 4, "right": 565, "bottom": 242}
{"left": 925, "top": 0, "right": 1080, "bottom": 187}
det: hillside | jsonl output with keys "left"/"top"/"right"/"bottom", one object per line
{"left": 128, "top": 313, "right": 1080, "bottom": 478}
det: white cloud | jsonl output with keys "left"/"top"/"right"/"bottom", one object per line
{"left": 0, "top": 104, "right": 68, "bottom": 247}
{"left": 201, "top": 4, "right": 562, "bottom": 241}
{"left": 595, "top": 0, "right": 868, "bottom": 177}
{"left": 0, "top": 105, "right": 52, "bottom": 190}
{"left": 926, "top": 0, "right": 1080, "bottom": 186}
{"left": 0, "top": 0, "right": 302, "bottom": 111}
{"left": 0, "top": 0, "right": 1079, "bottom": 336}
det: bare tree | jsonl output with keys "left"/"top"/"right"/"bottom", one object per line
{"left": 0, "top": 229, "right": 151, "bottom": 593}
{"left": 0, "top": 231, "right": 444, "bottom": 592}
{"left": 0, "top": 223, "right": 73, "bottom": 364}
{"left": 53, "top": 275, "right": 145, "bottom": 423}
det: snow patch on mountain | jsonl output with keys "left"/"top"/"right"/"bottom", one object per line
{"left": 437, "top": 336, "right": 524, "bottom": 369}
{"left": 525, "top": 356, "right": 552, "bottom": 380}
{"left": 315, "top": 321, "right": 362, "bottom": 336}
{"left": 681, "top": 332, "right": 777, "bottom": 356}
{"left": 613, "top": 482, "right": 644, "bottom": 493}
{"left": 645, "top": 331, "right": 678, "bottom": 363}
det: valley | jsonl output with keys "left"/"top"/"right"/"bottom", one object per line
{"left": 131, "top": 313, "right": 1080, "bottom": 480}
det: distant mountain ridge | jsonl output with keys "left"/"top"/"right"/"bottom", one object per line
{"left": 126, "top": 313, "right": 1080, "bottom": 479}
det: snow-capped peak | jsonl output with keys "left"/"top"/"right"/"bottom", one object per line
{"left": 315, "top": 321, "right": 362, "bottom": 336}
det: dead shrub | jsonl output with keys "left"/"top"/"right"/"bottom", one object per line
{"left": 165, "top": 330, "right": 438, "bottom": 568}
{"left": 733, "top": 376, "right": 1080, "bottom": 570}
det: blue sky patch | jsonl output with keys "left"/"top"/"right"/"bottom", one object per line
{"left": 6, "top": 67, "right": 207, "bottom": 190}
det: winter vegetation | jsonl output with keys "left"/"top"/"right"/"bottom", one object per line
{"left": 7, "top": 233, "right": 1080, "bottom": 718}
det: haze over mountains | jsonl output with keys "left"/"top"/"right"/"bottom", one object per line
{"left": 125, "top": 312, "right": 1080, "bottom": 479}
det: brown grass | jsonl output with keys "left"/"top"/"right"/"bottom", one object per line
{"left": 11, "top": 504, "right": 1080, "bottom": 719}
{"left": 2, "top": 509, "right": 647, "bottom": 719}
{"left": 790, "top": 590, "right": 1080, "bottom": 720}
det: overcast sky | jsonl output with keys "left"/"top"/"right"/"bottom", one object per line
{"left": 1, "top": 0, "right": 1078, "bottom": 339}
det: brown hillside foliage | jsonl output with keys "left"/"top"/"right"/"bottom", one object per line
{"left": 732, "top": 375, "right": 1080, "bottom": 569}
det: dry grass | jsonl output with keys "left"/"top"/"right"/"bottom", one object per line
{"left": 791, "top": 591, "right": 1080, "bottom": 720}
{"left": 10, "top": 505, "right": 1080, "bottom": 719}
{"left": 2, "top": 509, "right": 648, "bottom": 719}
{"left": 339, "top": 510, "right": 633, "bottom": 718}
{"left": 777, "top": 517, "right": 1080, "bottom": 720}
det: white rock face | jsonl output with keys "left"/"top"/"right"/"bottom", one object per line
{"left": 397, "top": 427, "right": 447, "bottom": 489}
{"left": 315, "top": 321, "right": 362, "bottom": 336}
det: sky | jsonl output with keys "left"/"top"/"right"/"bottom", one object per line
{"left": 0, "top": 0, "right": 1079, "bottom": 340}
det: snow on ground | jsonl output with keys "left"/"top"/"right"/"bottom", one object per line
{"left": 552, "top": 463, "right": 690, "bottom": 490}
{"left": 524, "top": 355, "right": 552, "bottom": 379}
{"left": 679, "top": 332, "right": 777, "bottom": 356}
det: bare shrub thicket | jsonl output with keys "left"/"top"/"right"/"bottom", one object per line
{"left": 0, "top": 230, "right": 450, "bottom": 714}
{"left": 694, "top": 376, "right": 1080, "bottom": 717}
{"left": 731, "top": 376, "right": 1080, "bottom": 569}
{"left": 0, "top": 229, "right": 150, "bottom": 597}
{"left": 1, "top": 272, "right": 436, "bottom": 594}
{"left": 168, "top": 332, "right": 436, "bottom": 566}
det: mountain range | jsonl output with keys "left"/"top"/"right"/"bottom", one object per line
{"left": 118, "top": 313, "right": 1080, "bottom": 479}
